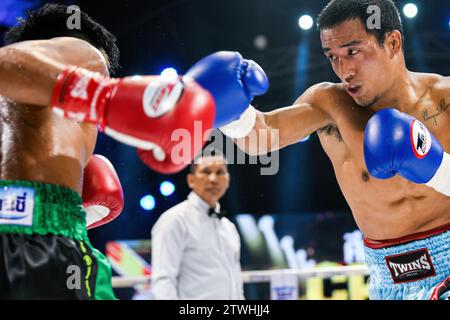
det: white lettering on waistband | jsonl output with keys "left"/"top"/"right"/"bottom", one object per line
{"left": 385, "top": 248, "right": 436, "bottom": 284}
{"left": 0, "top": 187, "right": 35, "bottom": 226}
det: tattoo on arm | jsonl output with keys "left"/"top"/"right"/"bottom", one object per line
{"left": 317, "top": 124, "right": 343, "bottom": 142}
{"left": 422, "top": 95, "right": 450, "bottom": 126}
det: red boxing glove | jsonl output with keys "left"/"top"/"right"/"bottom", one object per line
{"left": 82, "top": 154, "right": 124, "bottom": 230}
{"left": 50, "top": 67, "right": 215, "bottom": 174}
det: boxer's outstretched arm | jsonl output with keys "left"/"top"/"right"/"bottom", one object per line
{"left": 234, "top": 83, "right": 333, "bottom": 155}
{"left": 0, "top": 37, "right": 107, "bottom": 106}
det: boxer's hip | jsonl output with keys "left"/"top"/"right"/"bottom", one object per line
{"left": 0, "top": 179, "right": 86, "bottom": 239}
{"left": 0, "top": 180, "right": 115, "bottom": 299}
{"left": 363, "top": 223, "right": 450, "bottom": 300}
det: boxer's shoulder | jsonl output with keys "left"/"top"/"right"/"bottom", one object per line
{"left": 303, "top": 81, "right": 339, "bottom": 97}
{"left": 301, "top": 82, "right": 355, "bottom": 116}
{"left": 410, "top": 72, "right": 447, "bottom": 98}
{"left": 411, "top": 73, "right": 449, "bottom": 121}
{"left": 52, "top": 37, "right": 109, "bottom": 76}
{"left": 12, "top": 37, "right": 108, "bottom": 76}
{"left": 428, "top": 73, "right": 450, "bottom": 96}
{"left": 298, "top": 82, "right": 338, "bottom": 105}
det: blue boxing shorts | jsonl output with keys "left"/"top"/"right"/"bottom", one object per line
{"left": 363, "top": 223, "right": 450, "bottom": 300}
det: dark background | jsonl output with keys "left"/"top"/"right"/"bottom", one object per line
{"left": 1, "top": 0, "right": 449, "bottom": 253}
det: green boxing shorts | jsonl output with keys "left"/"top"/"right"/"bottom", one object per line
{"left": 0, "top": 180, "right": 115, "bottom": 299}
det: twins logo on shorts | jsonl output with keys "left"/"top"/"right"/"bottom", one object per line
{"left": 410, "top": 120, "right": 432, "bottom": 159}
{"left": 385, "top": 248, "right": 436, "bottom": 284}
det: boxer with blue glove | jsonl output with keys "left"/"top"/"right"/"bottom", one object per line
{"left": 185, "top": 51, "right": 269, "bottom": 136}
{"left": 363, "top": 108, "right": 450, "bottom": 300}
{"left": 221, "top": 0, "right": 450, "bottom": 300}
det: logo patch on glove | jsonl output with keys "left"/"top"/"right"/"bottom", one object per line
{"left": 142, "top": 78, "right": 183, "bottom": 118}
{"left": 385, "top": 248, "right": 436, "bottom": 284}
{"left": 410, "top": 120, "right": 432, "bottom": 159}
{"left": 70, "top": 74, "right": 90, "bottom": 100}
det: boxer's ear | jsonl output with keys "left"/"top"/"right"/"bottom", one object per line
{"left": 385, "top": 30, "right": 403, "bottom": 57}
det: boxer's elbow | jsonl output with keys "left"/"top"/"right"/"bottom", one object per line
{"left": 0, "top": 47, "right": 21, "bottom": 78}
{"left": 0, "top": 46, "right": 30, "bottom": 96}
{"left": 0, "top": 45, "right": 38, "bottom": 69}
{"left": 0, "top": 45, "right": 62, "bottom": 106}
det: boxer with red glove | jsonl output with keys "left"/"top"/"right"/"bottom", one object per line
{"left": 50, "top": 69, "right": 215, "bottom": 174}
{"left": 82, "top": 154, "right": 124, "bottom": 229}
{"left": 51, "top": 51, "right": 269, "bottom": 174}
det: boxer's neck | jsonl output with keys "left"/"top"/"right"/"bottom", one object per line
{"left": 368, "top": 69, "right": 417, "bottom": 114}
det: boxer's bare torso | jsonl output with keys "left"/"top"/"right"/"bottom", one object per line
{"left": 238, "top": 19, "right": 450, "bottom": 240}
{"left": 244, "top": 73, "right": 450, "bottom": 241}
{"left": 0, "top": 37, "right": 107, "bottom": 194}
{"left": 314, "top": 75, "right": 450, "bottom": 240}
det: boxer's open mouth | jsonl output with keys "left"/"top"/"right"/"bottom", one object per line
{"left": 347, "top": 86, "right": 361, "bottom": 96}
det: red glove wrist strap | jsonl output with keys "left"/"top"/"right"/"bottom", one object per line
{"left": 50, "top": 66, "right": 113, "bottom": 129}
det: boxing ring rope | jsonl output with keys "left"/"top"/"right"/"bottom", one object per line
{"left": 111, "top": 265, "right": 369, "bottom": 288}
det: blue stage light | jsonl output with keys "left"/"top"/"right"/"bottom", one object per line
{"left": 0, "top": 0, "right": 41, "bottom": 27}
{"left": 140, "top": 195, "right": 155, "bottom": 211}
{"left": 160, "top": 181, "right": 175, "bottom": 197}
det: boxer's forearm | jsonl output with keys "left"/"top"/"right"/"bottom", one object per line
{"left": 0, "top": 45, "right": 63, "bottom": 106}
{"left": 234, "top": 110, "right": 280, "bottom": 156}
{"left": 235, "top": 104, "right": 327, "bottom": 156}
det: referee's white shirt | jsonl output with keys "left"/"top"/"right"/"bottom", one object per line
{"left": 151, "top": 191, "right": 244, "bottom": 300}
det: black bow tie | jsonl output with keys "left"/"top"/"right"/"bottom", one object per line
{"left": 208, "top": 208, "right": 227, "bottom": 220}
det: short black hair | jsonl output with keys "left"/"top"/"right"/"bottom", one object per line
{"left": 317, "top": 0, "right": 404, "bottom": 48}
{"left": 189, "top": 148, "right": 228, "bottom": 174}
{"left": 4, "top": 4, "right": 120, "bottom": 74}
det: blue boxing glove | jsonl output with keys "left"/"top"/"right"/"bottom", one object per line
{"left": 185, "top": 51, "right": 269, "bottom": 128}
{"left": 364, "top": 108, "right": 450, "bottom": 196}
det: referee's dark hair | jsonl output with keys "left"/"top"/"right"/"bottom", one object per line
{"left": 189, "top": 148, "right": 228, "bottom": 174}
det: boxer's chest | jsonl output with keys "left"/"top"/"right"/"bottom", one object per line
{"left": 317, "top": 97, "right": 450, "bottom": 203}
{"left": 317, "top": 108, "right": 435, "bottom": 214}
{"left": 319, "top": 94, "right": 450, "bottom": 167}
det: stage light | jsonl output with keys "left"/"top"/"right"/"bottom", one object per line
{"left": 131, "top": 75, "right": 143, "bottom": 81}
{"left": 160, "top": 181, "right": 175, "bottom": 197}
{"left": 298, "top": 15, "right": 314, "bottom": 30}
{"left": 160, "top": 67, "right": 178, "bottom": 80}
{"left": 140, "top": 195, "right": 155, "bottom": 211}
{"left": 254, "top": 35, "right": 268, "bottom": 50}
{"left": 300, "top": 135, "right": 310, "bottom": 143}
{"left": 403, "top": 3, "right": 418, "bottom": 19}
